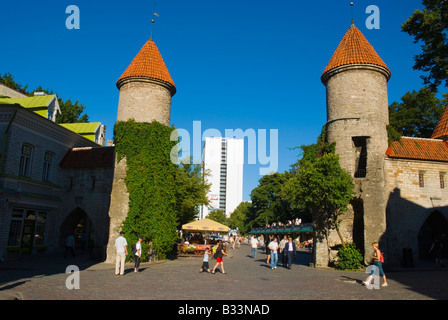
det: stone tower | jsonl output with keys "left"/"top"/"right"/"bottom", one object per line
{"left": 116, "top": 39, "right": 176, "bottom": 125}
{"left": 319, "top": 24, "right": 392, "bottom": 266}
{"left": 105, "top": 38, "right": 176, "bottom": 262}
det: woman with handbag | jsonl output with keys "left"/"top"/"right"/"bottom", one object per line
{"left": 211, "top": 241, "right": 228, "bottom": 274}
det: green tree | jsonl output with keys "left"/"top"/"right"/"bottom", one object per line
{"left": 30, "top": 85, "right": 89, "bottom": 124}
{"left": 0, "top": 74, "right": 89, "bottom": 123}
{"left": 248, "top": 171, "right": 299, "bottom": 229}
{"left": 282, "top": 135, "right": 354, "bottom": 266}
{"left": 175, "top": 161, "right": 210, "bottom": 227}
{"left": 207, "top": 209, "right": 229, "bottom": 226}
{"left": 228, "top": 201, "right": 252, "bottom": 235}
{"left": 402, "top": 0, "right": 448, "bottom": 91}
{"left": 0, "top": 73, "right": 28, "bottom": 94}
{"left": 55, "top": 98, "right": 89, "bottom": 124}
{"left": 388, "top": 87, "right": 446, "bottom": 138}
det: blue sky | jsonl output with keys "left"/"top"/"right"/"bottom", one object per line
{"left": 0, "top": 0, "right": 439, "bottom": 201}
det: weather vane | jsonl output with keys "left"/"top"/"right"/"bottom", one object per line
{"left": 350, "top": 2, "right": 355, "bottom": 25}
{"left": 150, "top": 0, "right": 159, "bottom": 40}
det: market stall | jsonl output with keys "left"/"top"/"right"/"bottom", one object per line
{"left": 180, "top": 219, "right": 229, "bottom": 255}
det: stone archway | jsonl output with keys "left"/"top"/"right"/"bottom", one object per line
{"left": 60, "top": 208, "right": 94, "bottom": 252}
{"left": 418, "top": 210, "right": 448, "bottom": 260}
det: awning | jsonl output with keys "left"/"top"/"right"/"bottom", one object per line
{"left": 182, "top": 218, "right": 229, "bottom": 233}
{"left": 249, "top": 223, "right": 313, "bottom": 234}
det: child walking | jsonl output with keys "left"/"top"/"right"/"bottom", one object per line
{"left": 200, "top": 248, "right": 212, "bottom": 273}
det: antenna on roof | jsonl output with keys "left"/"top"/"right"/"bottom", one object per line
{"left": 350, "top": 2, "right": 355, "bottom": 26}
{"left": 150, "top": 0, "right": 159, "bottom": 41}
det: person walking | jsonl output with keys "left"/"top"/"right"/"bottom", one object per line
{"left": 115, "top": 231, "right": 128, "bottom": 276}
{"left": 284, "top": 236, "right": 297, "bottom": 269}
{"left": 279, "top": 235, "right": 287, "bottom": 267}
{"left": 429, "top": 236, "right": 444, "bottom": 267}
{"left": 363, "top": 242, "right": 388, "bottom": 287}
{"left": 250, "top": 235, "right": 258, "bottom": 259}
{"left": 200, "top": 248, "right": 212, "bottom": 273}
{"left": 64, "top": 233, "right": 76, "bottom": 258}
{"left": 211, "top": 241, "right": 228, "bottom": 274}
{"left": 134, "top": 237, "right": 143, "bottom": 273}
{"left": 268, "top": 237, "right": 279, "bottom": 269}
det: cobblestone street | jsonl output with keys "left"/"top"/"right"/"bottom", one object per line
{"left": 1, "top": 244, "right": 447, "bottom": 302}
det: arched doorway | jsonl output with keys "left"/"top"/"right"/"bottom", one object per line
{"left": 418, "top": 210, "right": 448, "bottom": 261}
{"left": 60, "top": 208, "right": 94, "bottom": 252}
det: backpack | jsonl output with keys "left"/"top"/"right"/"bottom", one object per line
{"left": 379, "top": 251, "right": 384, "bottom": 263}
{"left": 132, "top": 243, "right": 137, "bottom": 255}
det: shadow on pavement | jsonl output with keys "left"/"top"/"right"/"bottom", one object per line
{"left": 0, "top": 251, "right": 101, "bottom": 290}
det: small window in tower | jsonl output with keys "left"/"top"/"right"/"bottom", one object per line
{"left": 352, "top": 137, "right": 368, "bottom": 178}
{"left": 419, "top": 171, "right": 425, "bottom": 188}
{"left": 440, "top": 173, "right": 445, "bottom": 189}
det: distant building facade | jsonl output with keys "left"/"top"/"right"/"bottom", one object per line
{"left": 200, "top": 137, "right": 244, "bottom": 219}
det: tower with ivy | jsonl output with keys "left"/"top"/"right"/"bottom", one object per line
{"left": 105, "top": 37, "right": 177, "bottom": 262}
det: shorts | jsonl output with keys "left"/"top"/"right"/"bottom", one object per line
{"left": 217, "top": 257, "right": 223, "bottom": 263}
{"left": 201, "top": 261, "right": 209, "bottom": 270}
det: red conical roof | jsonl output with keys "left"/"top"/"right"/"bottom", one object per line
{"left": 432, "top": 105, "right": 448, "bottom": 140}
{"left": 322, "top": 25, "right": 391, "bottom": 82}
{"left": 117, "top": 39, "right": 176, "bottom": 94}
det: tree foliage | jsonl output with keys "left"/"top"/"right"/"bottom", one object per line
{"left": 335, "top": 243, "right": 364, "bottom": 270}
{"left": 206, "top": 209, "right": 229, "bottom": 226}
{"left": 175, "top": 161, "right": 210, "bottom": 227}
{"left": 0, "top": 73, "right": 89, "bottom": 123}
{"left": 114, "top": 120, "right": 210, "bottom": 260}
{"left": 115, "top": 120, "right": 180, "bottom": 260}
{"left": 388, "top": 87, "right": 446, "bottom": 138}
{"left": 248, "top": 171, "right": 300, "bottom": 229}
{"left": 402, "top": 0, "right": 448, "bottom": 91}
{"left": 0, "top": 73, "right": 28, "bottom": 94}
{"left": 282, "top": 132, "right": 354, "bottom": 248}
{"left": 229, "top": 201, "right": 253, "bottom": 234}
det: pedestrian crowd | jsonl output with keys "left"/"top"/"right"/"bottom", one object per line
{"left": 108, "top": 230, "right": 448, "bottom": 291}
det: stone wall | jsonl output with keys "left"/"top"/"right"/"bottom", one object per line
{"left": 105, "top": 156, "right": 129, "bottom": 263}
{"left": 384, "top": 156, "right": 448, "bottom": 266}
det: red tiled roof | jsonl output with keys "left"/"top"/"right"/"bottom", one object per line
{"left": 322, "top": 25, "right": 391, "bottom": 80}
{"left": 60, "top": 147, "right": 115, "bottom": 168}
{"left": 116, "top": 39, "right": 176, "bottom": 94}
{"left": 386, "top": 137, "right": 448, "bottom": 162}
{"left": 432, "top": 105, "right": 448, "bottom": 140}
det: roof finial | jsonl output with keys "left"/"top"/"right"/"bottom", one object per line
{"left": 150, "top": 0, "right": 159, "bottom": 41}
{"left": 350, "top": 2, "right": 355, "bottom": 26}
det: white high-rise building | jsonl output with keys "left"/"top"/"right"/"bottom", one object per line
{"left": 200, "top": 137, "right": 244, "bottom": 219}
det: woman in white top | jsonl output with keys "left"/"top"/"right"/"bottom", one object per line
{"left": 134, "top": 237, "right": 143, "bottom": 273}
